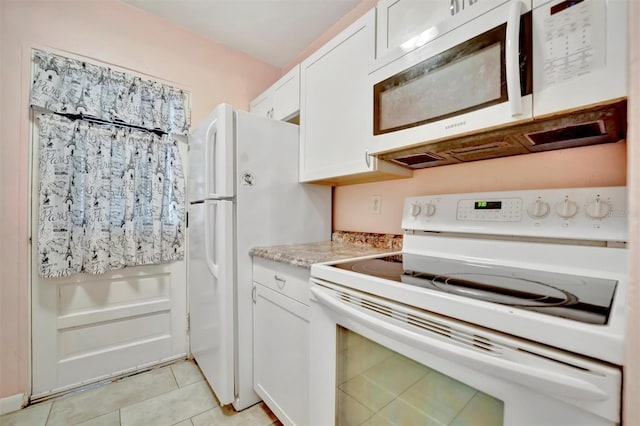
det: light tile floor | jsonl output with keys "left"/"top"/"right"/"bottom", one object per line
{"left": 336, "top": 327, "right": 504, "bottom": 425}
{"left": 1, "top": 360, "right": 280, "bottom": 426}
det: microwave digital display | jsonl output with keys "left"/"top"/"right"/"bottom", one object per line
{"left": 474, "top": 201, "right": 502, "bottom": 210}
{"left": 550, "top": 0, "right": 584, "bottom": 16}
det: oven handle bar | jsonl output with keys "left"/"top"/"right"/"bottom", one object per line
{"left": 311, "top": 287, "right": 608, "bottom": 401}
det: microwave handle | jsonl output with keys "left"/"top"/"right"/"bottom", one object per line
{"left": 506, "top": 0, "right": 524, "bottom": 117}
{"left": 311, "top": 286, "right": 608, "bottom": 401}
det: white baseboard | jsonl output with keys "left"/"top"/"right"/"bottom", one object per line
{"left": 0, "top": 393, "right": 26, "bottom": 416}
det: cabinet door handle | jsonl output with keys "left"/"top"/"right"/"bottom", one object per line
{"left": 252, "top": 286, "right": 256, "bottom": 304}
{"left": 365, "top": 149, "right": 371, "bottom": 168}
{"left": 274, "top": 275, "right": 286, "bottom": 288}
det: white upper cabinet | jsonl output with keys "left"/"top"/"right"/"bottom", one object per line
{"left": 299, "top": 8, "right": 411, "bottom": 185}
{"left": 376, "top": 0, "right": 446, "bottom": 62}
{"left": 250, "top": 64, "right": 301, "bottom": 121}
{"left": 249, "top": 90, "right": 272, "bottom": 118}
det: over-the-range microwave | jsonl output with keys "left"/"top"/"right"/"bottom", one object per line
{"left": 369, "top": 0, "right": 628, "bottom": 164}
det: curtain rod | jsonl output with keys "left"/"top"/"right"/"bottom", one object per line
{"left": 34, "top": 108, "right": 169, "bottom": 137}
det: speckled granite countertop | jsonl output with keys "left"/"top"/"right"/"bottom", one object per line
{"left": 249, "top": 231, "right": 403, "bottom": 269}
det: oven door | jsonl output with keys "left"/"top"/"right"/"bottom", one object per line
{"left": 309, "top": 280, "right": 620, "bottom": 426}
{"left": 370, "top": 0, "right": 533, "bottom": 156}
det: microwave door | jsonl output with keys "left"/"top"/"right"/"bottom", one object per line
{"left": 370, "top": 1, "right": 533, "bottom": 155}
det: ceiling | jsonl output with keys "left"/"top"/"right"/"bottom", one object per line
{"left": 121, "top": 0, "right": 363, "bottom": 68}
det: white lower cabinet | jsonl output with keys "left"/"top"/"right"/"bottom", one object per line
{"left": 253, "top": 258, "right": 310, "bottom": 426}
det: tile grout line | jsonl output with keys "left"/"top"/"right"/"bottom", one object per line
{"left": 117, "top": 364, "right": 182, "bottom": 419}
{"left": 169, "top": 364, "right": 180, "bottom": 388}
{"left": 44, "top": 401, "right": 54, "bottom": 426}
{"left": 186, "top": 403, "right": 223, "bottom": 424}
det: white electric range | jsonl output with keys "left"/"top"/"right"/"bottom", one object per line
{"left": 309, "top": 187, "right": 627, "bottom": 426}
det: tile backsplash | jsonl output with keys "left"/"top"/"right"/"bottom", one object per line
{"left": 332, "top": 231, "right": 403, "bottom": 251}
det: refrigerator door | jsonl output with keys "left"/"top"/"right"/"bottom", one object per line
{"left": 188, "top": 199, "right": 235, "bottom": 404}
{"left": 232, "top": 111, "right": 331, "bottom": 410}
{"left": 189, "top": 103, "right": 234, "bottom": 201}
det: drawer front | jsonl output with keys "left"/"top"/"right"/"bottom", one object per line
{"left": 253, "top": 258, "right": 310, "bottom": 305}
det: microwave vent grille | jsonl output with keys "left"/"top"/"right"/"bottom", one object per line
{"left": 376, "top": 99, "right": 627, "bottom": 169}
{"left": 525, "top": 120, "right": 606, "bottom": 146}
{"left": 444, "top": 140, "right": 528, "bottom": 162}
{"left": 391, "top": 152, "right": 450, "bottom": 169}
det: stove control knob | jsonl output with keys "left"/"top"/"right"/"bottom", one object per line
{"left": 410, "top": 203, "right": 421, "bottom": 217}
{"left": 555, "top": 197, "right": 578, "bottom": 219}
{"left": 527, "top": 198, "right": 550, "bottom": 219}
{"left": 423, "top": 203, "right": 437, "bottom": 217}
{"left": 586, "top": 196, "right": 611, "bottom": 219}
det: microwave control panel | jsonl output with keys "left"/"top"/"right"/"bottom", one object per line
{"left": 536, "top": 0, "right": 606, "bottom": 88}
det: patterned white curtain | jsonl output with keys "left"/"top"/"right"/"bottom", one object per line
{"left": 31, "top": 50, "right": 189, "bottom": 135}
{"left": 32, "top": 50, "right": 187, "bottom": 278}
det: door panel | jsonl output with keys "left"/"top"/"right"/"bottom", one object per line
{"left": 31, "top": 129, "right": 188, "bottom": 399}
{"left": 31, "top": 262, "right": 186, "bottom": 398}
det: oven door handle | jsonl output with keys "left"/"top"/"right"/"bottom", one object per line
{"left": 311, "top": 287, "right": 608, "bottom": 401}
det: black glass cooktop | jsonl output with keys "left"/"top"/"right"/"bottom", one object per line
{"left": 331, "top": 254, "right": 617, "bottom": 325}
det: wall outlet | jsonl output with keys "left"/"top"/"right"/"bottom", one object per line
{"left": 371, "top": 195, "right": 381, "bottom": 214}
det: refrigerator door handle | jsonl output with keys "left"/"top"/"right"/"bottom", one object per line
{"left": 205, "top": 119, "right": 219, "bottom": 198}
{"left": 204, "top": 104, "right": 233, "bottom": 198}
{"left": 204, "top": 201, "right": 219, "bottom": 278}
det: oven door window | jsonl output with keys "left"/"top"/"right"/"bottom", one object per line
{"left": 335, "top": 326, "right": 504, "bottom": 425}
{"left": 373, "top": 14, "right": 532, "bottom": 135}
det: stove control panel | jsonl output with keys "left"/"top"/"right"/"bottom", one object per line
{"left": 402, "top": 187, "right": 627, "bottom": 242}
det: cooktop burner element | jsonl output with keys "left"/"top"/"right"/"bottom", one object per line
{"left": 332, "top": 254, "right": 617, "bottom": 325}
{"left": 429, "top": 273, "right": 577, "bottom": 307}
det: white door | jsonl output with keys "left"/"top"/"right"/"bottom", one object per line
{"left": 30, "top": 130, "right": 189, "bottom": 399}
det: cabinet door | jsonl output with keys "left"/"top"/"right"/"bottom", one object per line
{"left": 299, "top": 10, "right": 375, "bottom": 182}
{"left": 272, "top": 65, "right": 300, "bottom": 121}
{"left": 299, "top": 9, "right": 411, "bottom": 184}
{"left": 250, "top": 90, "right": 273, "bottom": 118}
{"left": 377, "top": 0, "right": 444, "bottom": 60}
{"left": 253, "top": 283, "right": 309, "bottom": 426}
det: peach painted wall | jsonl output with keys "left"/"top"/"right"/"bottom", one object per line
{"left": 334, "top": 143, "right": 627, "bottom": 235}
{"left": 282, "top": 0, "right": 376, "bottom": 73}
{"left": 0, "top": 0, "right": 279, "bottom": 399}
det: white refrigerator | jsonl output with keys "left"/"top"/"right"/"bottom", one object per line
{"left": 187, "top": 104, "right": 331, "bottom": 411}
